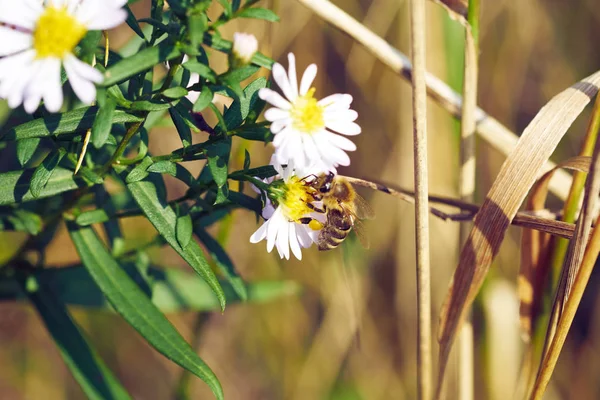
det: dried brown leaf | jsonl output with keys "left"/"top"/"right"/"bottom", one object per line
{"left": 518, "top": 156, "right": 591, "bottom": 341}
{"left": 436, "top": 70, "right": 600, "bottom": 396}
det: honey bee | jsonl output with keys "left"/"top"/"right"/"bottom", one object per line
{"left": 304, "top": 172, "right": 375, "bottom": 251}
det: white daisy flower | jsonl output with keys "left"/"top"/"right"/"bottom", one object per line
{"left": 258, "top": 53, "right": 361, "bottom": 172}
{"left": 229, "top": 32, "right": 258, "bottom": 67}
{"left": 0, "top": 0, "right": 127, "bottom": 113}
{"left": 250, "top": 157, "right": 325, "bottom": 261}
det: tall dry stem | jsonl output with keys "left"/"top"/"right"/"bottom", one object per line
{"left": 410, "top": 0, "right": 432, "bottom": 398}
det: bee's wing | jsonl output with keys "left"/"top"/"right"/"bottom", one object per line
{"left": 352, "top": 192, "right": 375, "bottom": 220}
{"left": 352, "top": 218, "right": 370, "bottom": 249}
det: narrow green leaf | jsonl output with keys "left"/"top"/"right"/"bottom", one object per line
{"left": 22, "top": 274, "right": 131, "bottom": 400}
{"left": 67, "top": 225, "right": 224, "bottom": 400}
{"left": 169, "top": 108, "right": 192, "bottom": 148}
{"left": 91, "top": 98, "right": 117, "bottom": 148}
{"left": 0, "top": 167, "right": 90, "bottom": 205}
{"left": 76, "top": 209, "right": 111, "bottom": 226}
{"left": 243, "top": 149, "right": 251, "bottom": 171}
{"left": 30, "top": 148, "right": 67, "bottom": 198}
{"left": 1, "top": 107, "right": 143, "bottom": 141}
{"left": 16, "top": 138, "right": 42, "bottom": 166}
{"left": 0, "top": 265, "right": 302, "bottom": 312}
{"left": 125, "top": 5, "right": 145, "bottom": 39}
{"left": 147, "top": 160, "right": 177, "bottom": 176}
{"left": 216, "top": 0, "right": 232, "bottom": 16}
{"left": 195, "top": 228, "right": 247, "bottom": 300}
{"left": 163, "top": 87, "right": 189, "bottom": 99}
{"left": 14, "top": 209, "right": 43, "bottom": 235}
{"left": 192, "top": 86, "right": 213, "bottom": 112}
{"left": 176, "top": 211, "right": 193, "bottom": 249}
{"left": 233, "top": 126, "right": 272, "bottom": 142}
{"left": 182, "top": 60, "right": 217, "bottom": 83}
{"left": 223, "top": 77, "right": 267, "bottom": 129}
{"left": 236, "top": 7, "right": 280, "bottom": 22}
{"left": 126, "top": 157, "right": 154, "bottom": 184}
{"left": 126, "top": 174, "right": 226, "bottom": 310}
{"left": 130, "top": 100, "right": 174, "bottom": 111}
{"left": 102, "top": 43, "right": 181, "bottom": 87}
{"left": 229, "top": 165, "right": 277, "bottom": 179}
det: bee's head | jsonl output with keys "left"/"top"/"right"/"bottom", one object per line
{"left": 319, "top": 171, "right": 335, "bottom": 193}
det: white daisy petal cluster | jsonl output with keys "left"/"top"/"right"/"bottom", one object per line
{"left": 258, "top": 53, "right": 361, "bottom": 172}
{"left": 0, "top": 0, "right": 127, "bottom": 113}
{"left": 250, "top": 157, "right": 325, "bottom": 260}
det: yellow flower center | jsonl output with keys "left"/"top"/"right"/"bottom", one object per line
{"left": 33, "top": 7, "right": 87, "bottom": 59}
{"left": 279, "top": 176, "right": 315, "bottom": 222}
{"left": 290, "top": 88, "right": 325, "bottom": 134}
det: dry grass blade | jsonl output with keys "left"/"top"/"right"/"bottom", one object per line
{"left": 531, "top": 121, "right": 600, "bottom": 399}
{"left": 436, "top": 70, "right": 600, "bottom": 396}
{"left": 294, "top": 0, "right": 573, "bottom": 200}
{"left": 519, "top": 156, "right": 591, "bottom": 342}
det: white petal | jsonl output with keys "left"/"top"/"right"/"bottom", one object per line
{"left": 264, "top": 107, "right": 290, "bottom": 122}
{"left": 299, "top": 64, "right": 317, "bottom": 96}
{"left": 266, "top": 209, "right": 281, "bottom": 252}
{"left": 289, "top": 223, "right": 302, "bottom": 260}
{"left": 286, "top": 53, "right": 298, "bottom": 99}
{"left": 272, "top": 62, "right": 295, "bottom": 102}
{"left": 40, "top": 58, "right": 63, "bottom": 112}
{"left": 272, "top": 127, "right": 290, "bottom": 148}
{"left": 0, "top": 27, "right": 32, "bottom": 56}
{"left": 270, "top": 118, "right": 289, "bottom": 134}
{"left": 324, "top": 109, "right": 358, "bottom": 123}
{"left": 0, "top": 0, "right": 42, "bottom": 29}
{"left": 297, "top": 225, "right": 313, "bottom": 248}
{"left": 250, "top": 221, "right": 268, "bottom": 243}
{"left": 276, "top": 220, "right": 290, "bottom": 260}
{"left": 259, "top": 89, "right": 291, "bottom": 110}
{"left": 326, "top": 120, "right": 362, "bottom": 136}
{"left": 63, "top": 55, "right": 101, "bottom": 105}
{"left": 318, "top": 93, "right": 352, "bottom": 109}
{"left": 323, "top": 132, "right": 357, "bottom": 151}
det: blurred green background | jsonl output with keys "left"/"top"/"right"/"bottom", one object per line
{"left": 2, "top": 0, "right": 600, "bottom": 398}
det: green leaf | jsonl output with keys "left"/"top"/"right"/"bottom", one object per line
{"left": 14, "top": 209, "right": 43, "bottom": 235}
{"left": 176, "top": 209, "right": 193, "bottom": 249}
{"left": 16, "top": 138, "right": 42, "bottom": 166}
{"left": 192, "top": 86, "right": 213, "bottom": 112}
{"left": 2, "top": 265, "right": 302, "bottom": 312}
{"left": 229, "top": 165, "right": 277, "bottom": 179}
{"left": 30, "top": 148, "right": 67, "bottom": 198}
{"left": 243, "top": 149, "right": 251, "bottom": 171}
{"left": 67, "top": 225, "right": 224, "bottom": 400}
{"left": 130, "top": 100, "right": 174, "bottom": 111}
{"left": 195, "top": 229, "right": 247, "bottom": 300}
{"left": 1, "top": 107, "right": 143, "bottom": 141}
{"left": 22, "top": 274, "right": 131, "bottom": 400}
{"left": 234, "top": 125, "right": 272, "bottom": 142}
{"left": 125, "top": 5, "right": 145, "bottom": 39}
{"left": 216, "top": 0, "right": 232, "bottom": 16}
{"left": 102, "top": 42, "right": 181, "bottom": 87}
{"left": 169, "top": 108, "right": 192, "bottom": 148}
{"left": 182, "top": 60, "right": 217, "bottom": 83}
{"left": 0, "top": 167, "right": 90, "bottom": 205}
{"left": 91, "top": 98, "right": 117, "bottom": 148}
{"left": 187, "top": 13, "right": 208, "bottom": 49}
{"left": 163, "top": 87, "right": 189, "bottom": 99}
{"left": 126, "top": 174, "right": 226, "bottom": 311}
{"left": 223, "top": 77, "right": 267, "bottom": 129}
{"left": 236, "top": 7, "right": 280, "bottom": 22}
{"left": 147, "top": 160, "right": 177, "bottom": 176}
{"left": 126, "top": 157, "right": 154, "bottom": 184}
{"left": 76, "top": 209, "right": 111, "bottom": 226}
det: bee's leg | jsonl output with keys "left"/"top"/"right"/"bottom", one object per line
{"left": 296, "top": 217, "right": 324, "bottom": 230}
{"left": 305, "top": 202, "right": 326, "bottom": 214}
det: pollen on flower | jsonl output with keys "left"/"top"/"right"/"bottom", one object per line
{"left": 278, "top": 176, "right": 316, "bottom": 222}
{"left": 290, "top": 88, "right": 325, "bottom": 134}
{"left": 33, "top": 7, "right": 87, "bottom": 59}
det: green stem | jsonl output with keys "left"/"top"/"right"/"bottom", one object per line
{"left": 98, "top": 120, "right": 145, "bottom": 176}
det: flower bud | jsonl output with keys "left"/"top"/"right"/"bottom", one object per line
{"left": 229, "top": 32, "right": 258, "bottom": 68}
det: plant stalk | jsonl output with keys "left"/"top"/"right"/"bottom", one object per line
{"left": 410, "top": 0, "right": 432, "bottom": 397}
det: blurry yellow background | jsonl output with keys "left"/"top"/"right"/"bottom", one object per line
{"left": 2, "top": 0, "right": 600, "bottom": 399}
